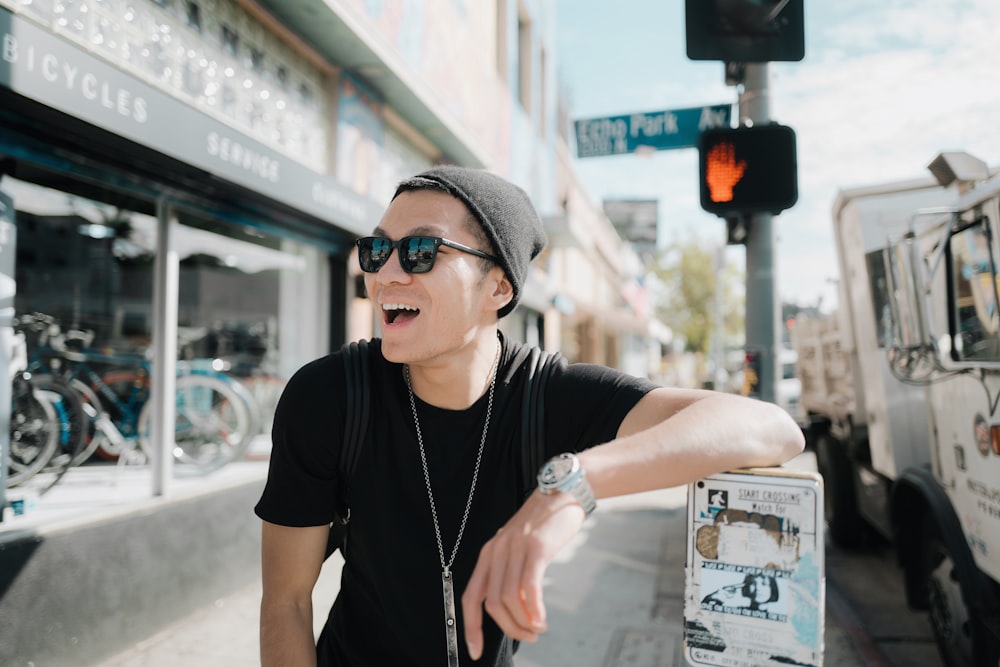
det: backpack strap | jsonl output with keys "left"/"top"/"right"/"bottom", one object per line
{"left": 326, "top": 339, "right": 370, "bottom": 559}
{"left": 520, "top": 348, "right": 562, "bottom": 497}
{"left": 340, "top": 339, "right": 371, "bottom": 486}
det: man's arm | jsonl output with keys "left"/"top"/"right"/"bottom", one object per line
{"left": 462, "top": 388, "right": 805, "bottom": 659}
{"left": 585, "top": 386, "right": 805, "bottom": 496}
{"left": 260, "top": 521, "right": 329, "bottom": 667}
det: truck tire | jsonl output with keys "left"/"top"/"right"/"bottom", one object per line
{"left": 815, "top": 431, "right": 872, "bottom": 548}
{"left": 922, "top": 513, "right": 1000, "bottom": 667}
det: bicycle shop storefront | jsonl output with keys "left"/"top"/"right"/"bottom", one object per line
{"left": 0, "top": 6, "right": 383, "bottom": 509}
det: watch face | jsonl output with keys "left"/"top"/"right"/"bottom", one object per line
{"left": 540, "top": 454, "right": 575, "bottom": 486}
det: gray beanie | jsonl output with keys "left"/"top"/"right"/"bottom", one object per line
{"left": 393, "top": 165, "right": 547, "bottom": 318}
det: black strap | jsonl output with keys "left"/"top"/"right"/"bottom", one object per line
{"left": 340, "top": 340, "right": 370, "bottom": 486}
{"left": 326, "top": 340, "right": 369, "bottom": 559}
{"left": 520, "top": 348, "right": 561, "bottom": 497}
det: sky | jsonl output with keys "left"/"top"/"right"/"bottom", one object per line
{"left": 554, "top": 0, "right": 1000, "bottom": 313}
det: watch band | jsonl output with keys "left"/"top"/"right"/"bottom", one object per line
{"left": 537, "top": 453, "right": 597, "bottom": 516}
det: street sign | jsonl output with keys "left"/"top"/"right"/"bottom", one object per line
{"left": 685, "top": 468, "right": 824, "bottom": 667}
{"left": 574, "top": 104, "right": 732, "bottom": 159}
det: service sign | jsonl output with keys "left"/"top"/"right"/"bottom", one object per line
{"left": 684, "top": 469, "right": 824, "bottom": 667}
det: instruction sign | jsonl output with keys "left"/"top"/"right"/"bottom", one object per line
{"left": 684, "top": 468, "right": 824, "bottom": 667}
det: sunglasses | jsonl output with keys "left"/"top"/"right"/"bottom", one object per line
{"left": 356, "top": 235, "right": 499, "bottom": 274}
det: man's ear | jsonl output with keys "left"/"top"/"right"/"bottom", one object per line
{"left": 489, "top": 272, "right": 514, "bottom": 313}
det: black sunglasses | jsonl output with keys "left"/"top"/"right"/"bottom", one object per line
{"left": 356, "top": 236, "right": 499, "bottom": 274}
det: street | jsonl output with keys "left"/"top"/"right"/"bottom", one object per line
{"left": 826, "top": 537, "right": 942, "bottom": 667}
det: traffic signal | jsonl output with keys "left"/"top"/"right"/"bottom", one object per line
{"left": 741, "top": 348, "right": 762, "bottom": 398}
{"left": 698, "top": 123, "right": 798, "bottom": 216}
{"left": 686, "top": 0, "right": 804, "bottom": 63}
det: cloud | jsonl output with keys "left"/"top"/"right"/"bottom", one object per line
{"left": 558, "top": 0, "right": 1000, "bottom": 311}
{"left": 756, "top": 0, "right": 1000, "bottom": 307}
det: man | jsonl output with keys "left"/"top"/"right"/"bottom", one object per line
{"left": 255, "top": 165, "right": 804, "bottom": 666}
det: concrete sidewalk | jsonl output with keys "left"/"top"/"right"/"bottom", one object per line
{"left": 98, "top": 489, "right": 691, "bottom": 667}
{"left": 96, "top": 468, "right": 865, "bottom": 666}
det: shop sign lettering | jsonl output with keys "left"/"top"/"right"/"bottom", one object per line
{"left": 206, "top": 132, "right": 280, "bottom": 183}
{"left": 2, "top": 33, "right": 148, "bottom": 124}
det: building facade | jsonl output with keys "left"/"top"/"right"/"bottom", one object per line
{"left": 0, "top": 0, "right": 663, "bottom": 479}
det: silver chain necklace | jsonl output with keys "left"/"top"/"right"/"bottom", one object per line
{"left": 404, "top": 338, "right": 501, "bottom": 667}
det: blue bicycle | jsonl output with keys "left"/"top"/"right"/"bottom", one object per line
{"left": 19, "top": 313, "right": 260, "bottom": 475}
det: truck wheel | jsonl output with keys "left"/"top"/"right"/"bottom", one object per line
{"left": 923, "top": 514, "right": 999, "bottom": 667}
{"left": 815, "top": 432, "right": 872, "bottom": 548}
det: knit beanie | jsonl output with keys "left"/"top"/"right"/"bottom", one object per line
{"left": 393, "top": 165, "right": 547, "bottom": 318}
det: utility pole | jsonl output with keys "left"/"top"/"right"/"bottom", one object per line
{"left": 739, "top": 64, "right": 779, "bottom": 403}
{"left": 687, "top": 0, "right": 803, "bottom": 404}
{"left": 712, "top": 244, "right": 726, "bottom": 390}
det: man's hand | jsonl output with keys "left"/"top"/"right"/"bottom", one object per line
{"left": 461, "top": 491, "right": 587, "bottom": 660}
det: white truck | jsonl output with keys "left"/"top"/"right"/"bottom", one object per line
{"left": 794, "top": 151, "right": 1000, "bottom": 667}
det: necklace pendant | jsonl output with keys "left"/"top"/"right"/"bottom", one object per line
{"left": 442, "top": 568, "right": 460, "bottom": 667}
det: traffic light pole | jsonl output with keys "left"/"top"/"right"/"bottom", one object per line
{"left": 739, "top": 63, "right": 779, "bottom": 403}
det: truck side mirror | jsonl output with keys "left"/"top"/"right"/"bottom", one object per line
{"left": 883, "top": 232, "right": 938, "bottom": 380}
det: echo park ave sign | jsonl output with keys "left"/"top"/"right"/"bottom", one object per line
{"left": 574, "top": 104, "right": 732, "bottom": 158}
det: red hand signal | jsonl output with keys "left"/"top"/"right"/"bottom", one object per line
{"left": 705, "top": 140, "right": 747, "bottom": 203}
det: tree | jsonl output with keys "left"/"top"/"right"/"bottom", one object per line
{"left": 652, "top": 236, "right": 744, "bottom": 356}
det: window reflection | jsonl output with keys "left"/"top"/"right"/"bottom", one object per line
{"left": 3, "top": 175, "right": 309, "bottom": 442}
{"left": 950, "top": 217, "right": 1000, "bottom": 362}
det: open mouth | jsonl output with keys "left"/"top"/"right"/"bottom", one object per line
{"left": 383, "top": 303, "right": 419, "bottom": 325}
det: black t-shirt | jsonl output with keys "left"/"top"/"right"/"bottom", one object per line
{"left": 254, "top": 334, "right": 657, "bottom": 666}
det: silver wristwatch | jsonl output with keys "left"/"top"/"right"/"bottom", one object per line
{"left": 537, "top": 452, "right": 597, "bottom": 516}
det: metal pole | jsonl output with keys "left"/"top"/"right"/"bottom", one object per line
{"left": 0, "top": 195, "right": 15, "bottom": 518}
{"left": 151, "top": 200, "right": 179, "bottom": 496}
{"left": 740, "top": 63, "right": 779, "bottom": 403}
{"left": 713, "top": 243, "right": 726, "bottom": 390}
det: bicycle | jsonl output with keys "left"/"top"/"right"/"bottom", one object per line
{"left": 5, "top": 326, "right": 61, "bottom": 487}
{"left": 16, "top": 313, "right": 94, "bottom": 469}
{"left": 19, "top": 313, "right": 261, "bottom": 476}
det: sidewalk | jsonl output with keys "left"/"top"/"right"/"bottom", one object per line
{"left": 0, "top": 460, "right": 269, "bottom": 667}
{"left": 95, "top": 488, "right": 694, "bottom": 667}
{"left": 96, "top": 453, "right": 866, "bottom": 667}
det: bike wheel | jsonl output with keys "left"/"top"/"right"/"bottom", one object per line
{"left": 8, "top": 375, "right": 60, "bottom": 487}
{"left": 31, "top": 374, "right": 90, "bottom": 470}
{"left": 139, "top": 373, "right": 254, "bottom": 475}
{"left": 212, "top": 373, "right": 262, "bottom": 458}
{"left": 240, "top": 374, "right": 286, "bottom": 436}
{"left": 66, "top": 378, "right": 104, "bottom": 465}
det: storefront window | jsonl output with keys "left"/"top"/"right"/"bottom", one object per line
{"left": 2, "top": 174, "right": 320, "bottom": 456}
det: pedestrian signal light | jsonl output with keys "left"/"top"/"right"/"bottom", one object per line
{"left": 698, "top": 124, "right": 798, "bottom": 216}
{"left": 742, "top": 348, "right": 762, "bottom": 398}
{"left": 685, "top": 0, "right": 805, "bottom": 63}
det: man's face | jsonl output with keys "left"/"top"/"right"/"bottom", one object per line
{"left": 364, "top": 189, "right": 509, "bottom": 365}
